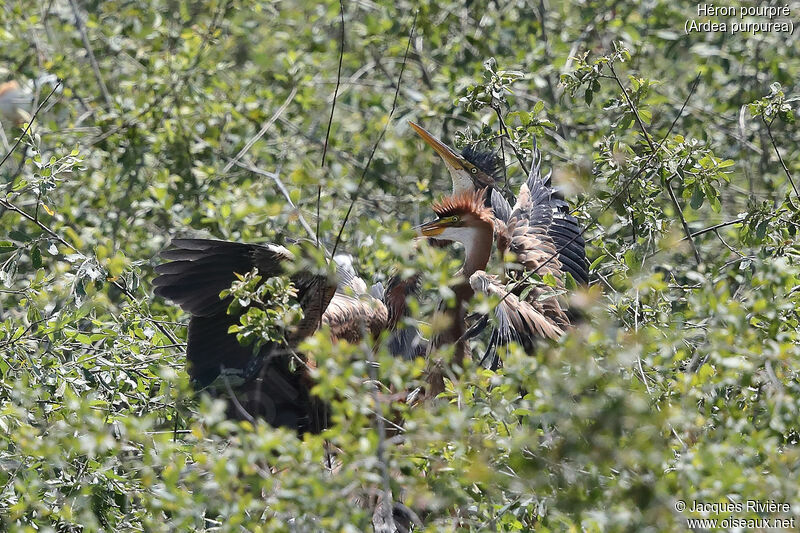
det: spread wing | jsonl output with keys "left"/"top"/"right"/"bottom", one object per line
{"left": 477, "top": 139, "right": 586, "bottom": 368}
{"left": 469, "top": 271, "right": 567, "bottom": 369}
{"left": 153, "top": 238, "right": 293, "bottom": 316}
{"left": 153, "top": 238, "right": 336, "bottom": 433}
{"left": 505, "top": 139, "right": 587, "bottom": 285}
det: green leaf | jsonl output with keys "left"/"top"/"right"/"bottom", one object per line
{"left": 690, "top": 185, "right": 705, "bottom": 209}
{"left": 31, "top": 245, "right": 42, "bottom": 269}
{"left": 589, "top": 254, "right": 606, "bottom": 271}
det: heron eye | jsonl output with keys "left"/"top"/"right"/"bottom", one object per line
{"left": 470, "top": 167, "right": 478, "bottom": 174}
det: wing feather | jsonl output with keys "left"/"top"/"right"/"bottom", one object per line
{"left": 470, "top": 271, "right": 566, "bottom": 369}
{"left": 468, "top": 139, "right": 586, "bottom": 366}
{"left": 154, "top": 238, "right": 335, "bottom": 433}
{"left": 322, "top": 293, "right": 388, "bottom": 343}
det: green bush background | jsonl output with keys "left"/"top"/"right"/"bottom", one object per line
{"left": 0, "top": 0, "right": 798, "bottom": 531}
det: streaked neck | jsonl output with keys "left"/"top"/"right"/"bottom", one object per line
{"left": 461, "top": 224, "right": 493, "bottom": 277}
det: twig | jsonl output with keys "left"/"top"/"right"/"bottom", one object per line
{"left": 68, "top": 0, "right": 113, "bottom": 109}
{"left": 491, "top": 103, "right": 530, "bottom": 175}
{"left": 330, "top": 11, "right": 417, "bottom": 258}
{"left": 230, "top": 157, "right": 319, "bottom": 243}
{"left": 222, "top": 86, "right": 297, "bottom": 173}
{"left": 496, "top": 74, "right": 702, "bottom": 307}
{"left": 714, "top": 229, "right": 744, "bottom": 257}
{"left": 190, "top": 133, "right": 321, "bottom": 244}
{"left": 666, "top": 176, "right": 701, "bottom": 265}
{"left": 683, "top": 217, "right": 743, "bottom": 240}
{"left": 608, "top": 63, "right": 656, "bottom": 152}
{"left": 0, "top": 82, "right": 61, "bottom": 170}
{"left": 366, "top": 342, "right": 396, "bottom": 532}
{"left": 278, "top": 116, "right": 366, "bottom": 170}
{"left": 318, "top": 0, "right": 346, "bottom": 247}
{"left": 0, "top": 197, "right": 178, "bottom": 345}
{"left": 761, "top": 116, "right": 799, "bottom": 197}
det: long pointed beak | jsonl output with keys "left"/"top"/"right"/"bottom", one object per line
{"left": 415, "top": 218, "right": 446, "bottom": 237}
{"left": 408, "top": 121, "right": 466, "bottom": 171}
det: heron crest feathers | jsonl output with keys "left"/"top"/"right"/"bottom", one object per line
{"left": 432, "top": 188, "right": 493, "bottom": 224}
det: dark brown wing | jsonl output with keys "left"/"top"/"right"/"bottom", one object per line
{"left": 477, "top": 142, "right": 586, "bottom": 368}
{"left": 153, "top": 238, "right": 335, "bottom": 433}
{"left": 491, "top": 142, "right": 588, "bottom": 285}
{"left": 153, "top": 238, "right": 293, "bottom": 317}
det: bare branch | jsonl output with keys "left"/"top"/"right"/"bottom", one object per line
{"left": 318, "top": 0, "right": 346, "bottom": 247}
{"left": 330, "top": 11, "right": 418, "bottom": 258}
{"left": 0, "top": 81, "right": 61, "bottom": 170}
{"left": 222, "top": 86, "right": 297, "bottom": 173}
{"left": 666, "top": 176, "right": 701, "bottom": 264}
{"left": 608, "top": 63, "right": 656, "bottom": 152}
{"left": 761, "top": 116, "right": 799, "bottom": 197}
{"left": 68, "top": 0, "right": 113, "bottom": 109}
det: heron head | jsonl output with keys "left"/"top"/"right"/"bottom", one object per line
{"left": 409, "top": 121, "right": 500, "bottom": 194}
{"left": 417, "top": 189, "right": 494, "bottom": 245}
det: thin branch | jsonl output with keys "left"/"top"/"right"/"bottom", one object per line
{"left": 666, "top": 176, "right": 701, "bottom": 265}
{"left": 608, "top": 63, "right": 656, "bottom": 152}
{"left": 496, "top": 74, "right": 702, "bottom": 307}
{"left": 318, "top": 0, "right": 346, "bottom": 247}
{"left": 222, "top": 372, "right": 255, "bottom": 423}
{"left": 0, "top": 197, "right": 178, "bottom": 345}
{"left": 330, "top": 11, "right": 417, "bottom": 258}
{"left": 0, "top": 81, "right": 61, "bottom": 170}
{"left": 491, "top": 103, "right": 530, "bottom": 175}
{"left": 68, "top": 0, "right": 113, "bottom": 109}
{"left": 684, "top": 217, "right": 744, "bottom": 240}
{"left": 222, "top": 86, "right": 297, "bottom": 173}
{"left": 761, "top": 116, "right": 799, "bottom": 197}
{"left": 714, "top": 229, "right": 744, "bottom": 257}
{"left": 230, "top": 157, "right": 320, "bottom": 243}
{"left": 190, "top": 134, "right": 321, "bottom": 245}
{"left": 366, "top": 343, "right": 396, "bottom": 532}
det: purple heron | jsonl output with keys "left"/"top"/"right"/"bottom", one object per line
{"left": 415, "top": 127, "right": 587, "bottom": 371}
{"left": 153, "top": 238, "right": 419, "bottom": 433}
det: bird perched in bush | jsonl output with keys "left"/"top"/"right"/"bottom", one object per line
{"left": 153, "top": 238, "right": 419, "bottom": 433}
{"left": 417, "top": 136, "right": 587, "bottom": 372}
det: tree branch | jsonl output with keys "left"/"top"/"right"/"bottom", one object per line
{"left": 666, "top": 176, "right": 701, "bottom": 265}
{"left": 761, "top": 116, "right": 799, "bottom": 197}
{"left": 68, "top": 0, "right": 113, "bottom": 109}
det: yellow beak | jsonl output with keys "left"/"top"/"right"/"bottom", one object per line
{"left": 409, "top": 121, "right": 466, "bottom": 171}
{"left": 416, "top": 219, "right": 447, "bottom": 237}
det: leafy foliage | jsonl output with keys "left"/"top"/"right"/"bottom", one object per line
{"left": 0, "top": 0, "right": 798, "bottom": 531}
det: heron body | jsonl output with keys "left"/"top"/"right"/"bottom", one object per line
{"left": 415, "top": 125, "right": 587, "bottom": 369}
{"left": 154, "top": 238, "right": 401, "bottom": 433}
